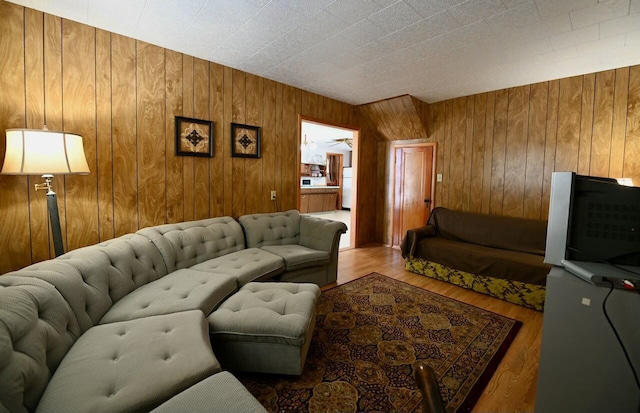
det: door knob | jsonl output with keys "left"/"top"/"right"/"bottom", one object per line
{"left": 424, "top": 199, "right": 431, "bottom": 204}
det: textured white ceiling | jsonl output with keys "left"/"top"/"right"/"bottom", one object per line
{"left": 9, "top": 0, "right": 640, "bottom": 104}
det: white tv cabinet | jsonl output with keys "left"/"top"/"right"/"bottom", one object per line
{"left": 535, "top": 266, "right": 640, "bottom": 413}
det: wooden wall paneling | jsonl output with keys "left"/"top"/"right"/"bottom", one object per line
{"left": 429, "top": 102, "right": 445, "bottom": 209}
{"left": 209, "top": 62, "right": 224, "bottom": 218}
{"left": 623, "top": 65, "right": 640, "bottom": 183}
{"left": 404, "top": 96, "right": 427, "bottom": 139}
{"left": 391, "top": 97, "right": 413, "bottom": 139}
{"left": 610, "top": 67, "right": 630, "bottom": 178}
{"left": 554, "top": 76, "right": 582, "bottom": 172}
{"left": 462, "top": 96, "right": 474, "bottom": 211}
{"left": 0, "top": 2, "right": 31, "bottom": 273}
{"left": 302, "top": 90, "right": 317, "bottom": 119}
{"left": 541, "top": 80, "right": 559, "bottom": 219}
{"left": 44, "top": 14, "right": 67, "bottom": 256}
{"left": 165, "top": 50, "right": 184, "bottom": 224}
{"left": 524, "top": 83, "right": 548, "bottom": 220}
{"left": 481, "top": 91, "right": 495, "bottom": 214}
{"left": 244, "top": 72, "right": 263, "bottom": 214}
{"left": 578, "top": 73, "right": 595, "bottom": 175}
{"left": 489, "top": 89, "right": 508, "bottom": 215}
{"left": 274, "top": 82, "right": 283, "bottom": 212}
{"left": 223, "top": 66, "right": 233, "bottom": 216}
{"left": 61, "top": 20, "right": 99, "bottom": 251}
{"left": 111, "top": 34, "right": 138, "bottom": 236}
{"left": 362, "top": 125, "right": 379, "bottom": 244}
{"left": 25, "top": 9, "right": 49, "bottom": 262}
{"left": 590, "top": 70, "right": 615, "bottom": 178}
{"left": 442, "top": 100, "right": 453, "bottom": 208}
{"left": 137, "top": 42, "right": 166, "bottom": 229}
{"left": 503, "top": 86, "right": 530, "bottom": 218}
{"left": 449, "top": 97, "right": 467, "bottom": 211}
{"left": 193, "top": 58, "right": 210, "bottom": 220}
{"left": 231, "top": 69, "right": 246, "bottom": 218}
{"left": 262, "top": 79, "right": 277, "bottom": 213}
{"left": 470, "top": 93, "right": 486, "bottom": 214}
{"left": 95, "top": 29, "right": 114, "bottom": 240}
{"left": 182, "top": 55, "right": 195, "bottom": 221}
{"left": 281, "top": 84, "right": 297, "bottom": 211}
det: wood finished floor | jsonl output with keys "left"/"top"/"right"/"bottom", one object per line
{"left": 331, "top": 245, "right": 543, "bottom": 413}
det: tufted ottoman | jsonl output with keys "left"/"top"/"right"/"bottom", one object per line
{"left": 207, "top": 282, "right": 320, "bottom": 375}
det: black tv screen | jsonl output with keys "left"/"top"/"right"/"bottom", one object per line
{"left": 566, "top": 175, "right": 640, "bottom": 266}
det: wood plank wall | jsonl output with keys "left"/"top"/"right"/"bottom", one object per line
{"left": 0, "top": 4, "right": 372, "bottom": 274}
{"left": 376, "top": 65, "right": 640, "bottom": 245}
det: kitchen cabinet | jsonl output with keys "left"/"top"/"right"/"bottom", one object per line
{"left": 300, "top": 187, "right": 339, "bottom": 213}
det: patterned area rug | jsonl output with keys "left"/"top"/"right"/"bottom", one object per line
{"left": 237, "top": 273, "right": 521, "bottom": 413}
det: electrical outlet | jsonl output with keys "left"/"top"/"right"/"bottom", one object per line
{"left": 270, "top": 190, "right": 276, "bottom": 201}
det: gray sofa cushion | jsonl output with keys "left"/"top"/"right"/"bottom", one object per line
{"left": 209, "top": 282, "right": 320, "bottom": 346}
{"left": 261, "top": 245, "right": 330, "bottom": 271}
{"left": 0, "top": 276, "right": 81, "bottom": 413}
{"left": 137, "top": 217, "right": 246, "bottom": 272}
{"left": 100, "top": 269, "right": 237, "bottom": 324}
{"left": 6, "top": 234, "right": 169, "bottom": 332}
{"left": 36, "top": 311, "right": 220, "bottom": 413}
{"left": 190, "top": 248, "right": 284, "bottom": 286}
{"left": 150, "top": 372, "right": 267, "bottom": 413}
{"left": 239, "top": 210, "right": 300, "bottom": 248}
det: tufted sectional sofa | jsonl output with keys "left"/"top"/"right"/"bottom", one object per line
{"left": 0, "top": 210, "right": 347, "bottom": 413}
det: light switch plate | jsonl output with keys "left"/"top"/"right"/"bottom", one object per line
{"left": 436, "top": 173, "right": 443, "bottom": 182}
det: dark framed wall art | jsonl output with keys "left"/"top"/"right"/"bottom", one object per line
{"left": 175, "top": 116, "right": 214, "bottom": 157}
{"left": 231, "top": 123, "right": 261, "bottom": 158}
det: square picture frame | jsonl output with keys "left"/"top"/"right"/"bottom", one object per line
{"left": 231, "top": 122, "right": 261, "bottom": 158}
{"left": 175, "top": 116, "right": 214, "bottom": 157}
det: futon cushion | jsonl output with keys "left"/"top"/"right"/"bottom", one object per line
{"left": 36, "top": 311, "right": 220, "bottom": 413}
{"left": 150, "top": 372, "right": 268, "bottom": 413}
{"left": 261, "top": 245, "right": 329, "bottom": 271}
{"left": 415, "top": 236, "right": 550, "bottom": 285}
{"left": 100, "top": 269, "right": 237, "bottom": 324}
{"left": 190, "top": 248, "right": 284, "bottom": 286}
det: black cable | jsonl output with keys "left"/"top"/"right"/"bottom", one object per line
{"left": 602, "top": 279, "right": 640, "bottom": 412}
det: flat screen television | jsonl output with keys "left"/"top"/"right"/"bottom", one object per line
{"left": 545, "top": 172, "right": 640, "bottom": 286}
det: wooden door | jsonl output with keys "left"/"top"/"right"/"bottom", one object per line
{"left": 392, "top": 144, "right": 436, "bottom": 246}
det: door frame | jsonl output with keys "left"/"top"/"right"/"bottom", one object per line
{"left": 390, "top": 142, "right": 437, "bottom": 247}
{"left": 298, "top": 115, "right": 359, "bottom": 249}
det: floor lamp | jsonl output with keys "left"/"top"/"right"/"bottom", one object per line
{"left": 1, "top": 128, "right": 90, "bottom": 257}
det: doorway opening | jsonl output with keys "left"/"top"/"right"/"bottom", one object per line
{"left": 391, "top": 143, "right": 437, "bottom": 247}
{"left": 299, "top": 117, "right": 359, "bottom": 250}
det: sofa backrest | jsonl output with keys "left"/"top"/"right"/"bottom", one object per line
{"left": 8, "top": 234, "right": 167, "bottom": 332}
{"left": 428, "top": 207, "right": 548, "bottom": 255}
{"left": 0, "top": 275, "right": 81, "bottom": 413}
{"left": 239, "top": 210, "right": 300, "bottom": 248}
{"left": 137, "top": 217, "right": 246, "bottom": 272}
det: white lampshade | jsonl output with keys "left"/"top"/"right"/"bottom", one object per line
{"left": 1, "top": 128, "right": 90, "bottom": 175}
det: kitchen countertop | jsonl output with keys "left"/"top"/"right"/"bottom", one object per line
{"left": 300, "top": 185, "right": 340, "bottom": 189}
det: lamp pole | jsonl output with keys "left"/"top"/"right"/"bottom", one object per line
{"left": 34, "top": 174, "right": 64, "bottom": 257}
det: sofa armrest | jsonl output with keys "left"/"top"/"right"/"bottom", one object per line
{"left": 400, "top": 225, "right": 436, "bottom": 258}
{"left": 298, "top": 215, "right": 347, "bottom": 253}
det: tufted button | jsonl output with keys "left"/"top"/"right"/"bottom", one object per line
{"left": 164, "top": 286, "right": 171, "bottom": 291}
{"left": 164, "top": 328, "right": 172, "bottom": 334}
{"left": 119, "top": 330, "right": 127, "bottom": 336}
{"left": 164, "top": 354, "right": 172, "bottom": 361}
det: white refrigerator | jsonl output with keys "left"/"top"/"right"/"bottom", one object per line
{"left": 342, "top": 167, "right": 352, "bottom": 209}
